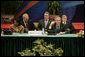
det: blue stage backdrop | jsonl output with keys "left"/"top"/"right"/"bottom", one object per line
{"left": 15, "top": 1, "right": 84, "bottom": 22}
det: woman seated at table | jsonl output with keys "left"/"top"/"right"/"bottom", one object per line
{"left": 9, "top": 18, "right": 24, "bottom": 33}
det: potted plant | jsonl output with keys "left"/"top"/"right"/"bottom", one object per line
{"left": 18, "top": 39, "right": 63, "bottom": 56}
{"left": 47, "top": 1, "right": 61, "bottom": 19}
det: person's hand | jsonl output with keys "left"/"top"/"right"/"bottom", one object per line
{"left": 49, "top": 21, "right": 55, "bottom": 29}
{"left": 15, "top": 29, "right": 19, "bottom": 32}
{"left": 50, "top": 21, "right": 55, "bottom": 26}
{"left": 59, "top": 32, "right": 65, "bottom": 35}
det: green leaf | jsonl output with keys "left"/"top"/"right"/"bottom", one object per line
{"left": 47, "top": 1, "right": 62, "bottom": 15}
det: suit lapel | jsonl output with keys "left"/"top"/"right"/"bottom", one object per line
{"left": 28, "top": 20, "right": 30, "bottom": 29}
{"left": 46, "top": 20, "right": 51, "bottom": 28}
{"left": 23, "top": 21, "right": 26, "bottom": 28}
{"left": 42, "top": 20, "right": 45, "bottom": 28}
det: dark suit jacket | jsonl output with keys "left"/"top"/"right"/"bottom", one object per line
{"left": 38, "top": 19, "right": 52, "bottom": 31}
{"left": 21, "top": 19, "right": 35, "bottom": 33}
{"left": 50, "top": 23, "right": 64, "bottom": 33}
{"left": 61, "top": 21, "right": 75, "bottom": 33}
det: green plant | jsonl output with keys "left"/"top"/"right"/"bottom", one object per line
{"left": 18, "top": 39, "right": 63, "bottom": 56}
{"left": 47, "top": 1, "right": 61, "bottom": 15}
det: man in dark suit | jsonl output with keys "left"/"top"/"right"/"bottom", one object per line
{"left": 21, "top": 13, "right": 35, "bottom": 33}
{"left": 38, "top": 12, "right": 52, "bottom": 31}
{"left": 61, "top": 15, "right": 75, "bottom": 34}
{"left": 49, "top": 16, "right": 64, "bottom": 34}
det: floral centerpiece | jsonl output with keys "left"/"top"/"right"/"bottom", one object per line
{"left": 76, "top": 30, "right": 84, "bottom": 38}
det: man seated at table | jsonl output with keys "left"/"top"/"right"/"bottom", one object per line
{"left": 10, "top": 18, "right": 24, "bottom": 33}
{"left": 49, "top": 15, "right": 75, "bottom": 34}
{"left": 49, "top": 16, "right": 64, "bottom": 34}
{"left": 61, "top": 15, "right": 75, "bottom": 33}
{"left": 21, "top": 13, "right": 35, "bottom": 33}
{"left": 38, "top": 11, "right": 52, "bottom": 32}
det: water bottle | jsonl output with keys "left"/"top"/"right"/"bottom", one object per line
{"left": 42, "top": 28, "right": 44, "bottom": 34}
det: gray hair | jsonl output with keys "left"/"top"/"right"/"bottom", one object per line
{"left": 62, "top": 15, "right": 67, "bottom": 19}
{"left": 54, "top": 16, "right": 61, "bottom": 21}
{"left": 22, "top": 13, "right": 28, "bottom": 18}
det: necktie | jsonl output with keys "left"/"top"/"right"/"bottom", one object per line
{"left": 57, "top": 26, "right": 60, "bottom": 33}
{"left": 26, "top": 23, "right": 28, "bottom": 28}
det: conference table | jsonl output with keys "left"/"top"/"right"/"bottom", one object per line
{"left": 1, "top": 33, "right": 84, "bottom": 56}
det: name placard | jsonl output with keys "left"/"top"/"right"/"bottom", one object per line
{"left": 28, "top": 31, "right": 43, "bottom": 35}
